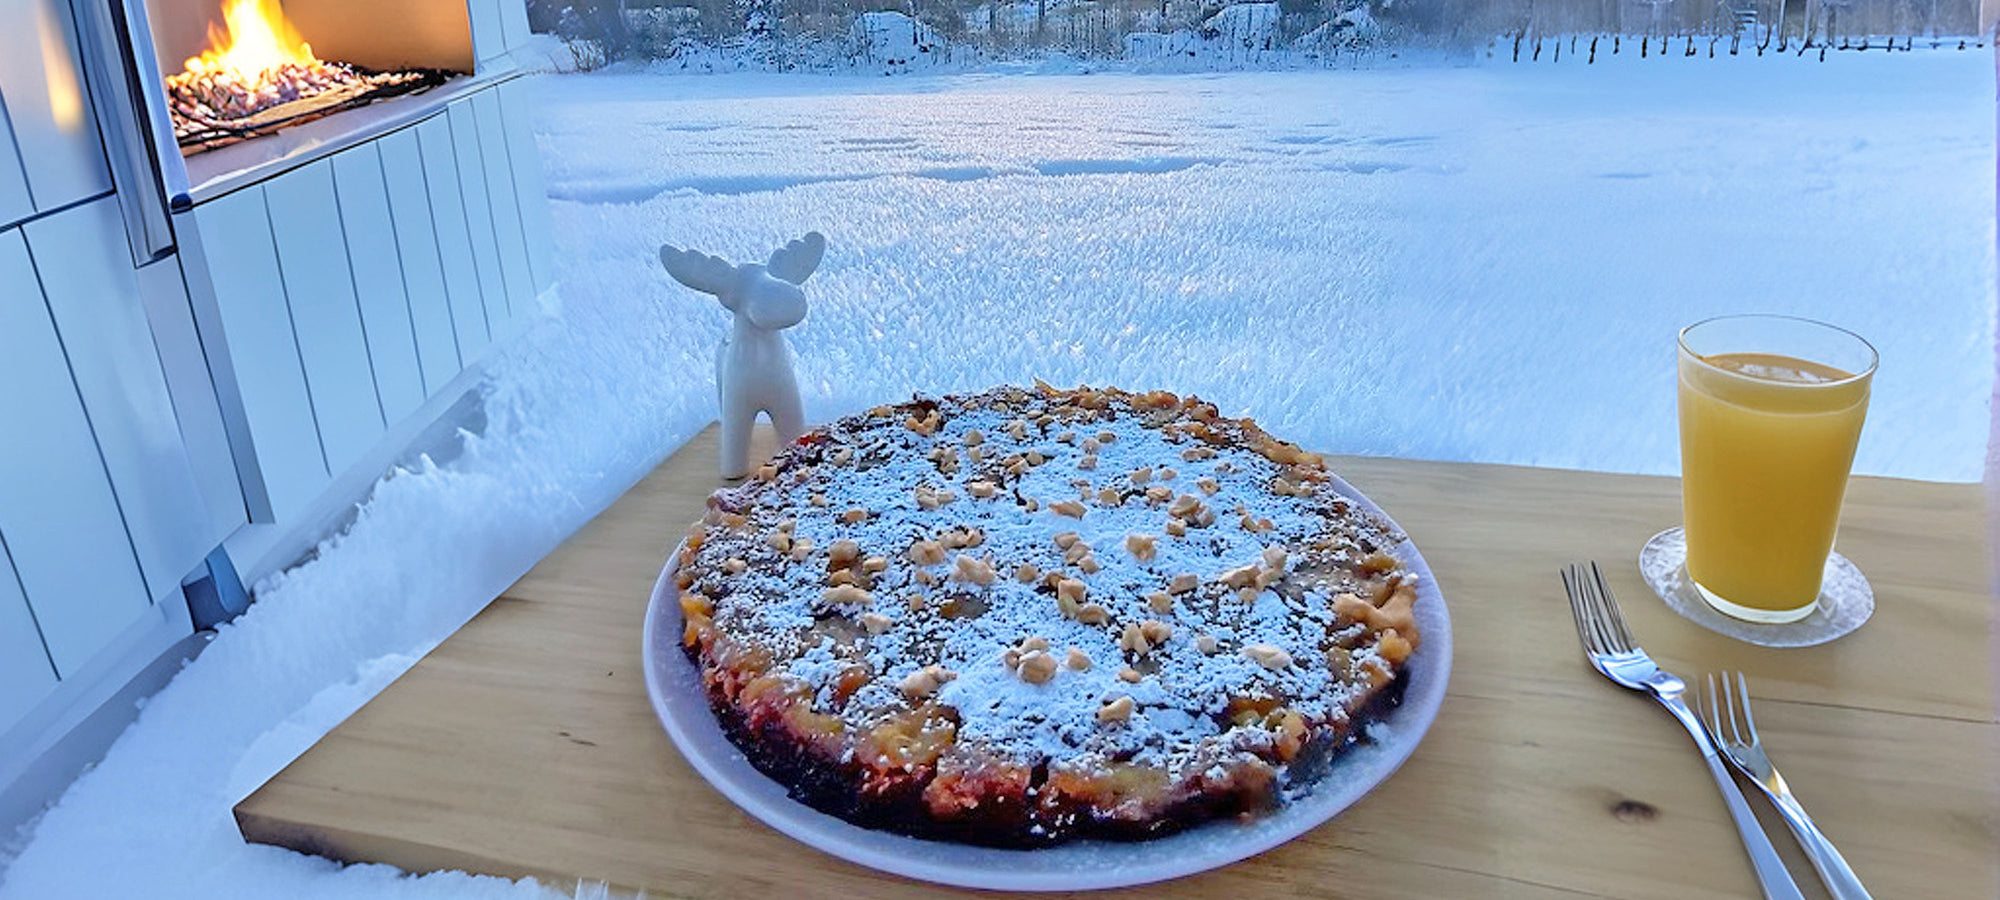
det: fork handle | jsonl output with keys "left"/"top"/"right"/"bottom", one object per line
{"left": 1658, "top": 697, "right": 1808, "bottom": 900}
{"left": 1755, "top": 779, "right": 1874, "bottom": 900}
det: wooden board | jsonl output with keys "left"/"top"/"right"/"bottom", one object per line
{"left": 237, "top": 425, "right": 1999, "bottom": 899}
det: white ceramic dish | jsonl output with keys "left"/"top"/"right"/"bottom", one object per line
{"left": 641, "top": 472, "right": 1452, "bottom": 891}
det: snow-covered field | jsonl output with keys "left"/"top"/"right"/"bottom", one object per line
{"left": 2, "top": 49, "right": 1991, "bottom": 899}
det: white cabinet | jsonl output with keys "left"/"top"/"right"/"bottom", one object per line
{"left": 22, "top": 198, "right": 213, "bottom": 601}
{"left": 0, "top": 0, "right": 110, "bottom": 213}
{"left": 0, "top": 228, "right": 150, "bottom": 676}
{"left": 330, "top": 145, "right": 426, "bottom": 425}
{"left": 378, "top": 128, "right": 463, "bottom": 395}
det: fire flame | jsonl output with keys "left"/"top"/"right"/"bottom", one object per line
{"left": 181, "top": 0, "right": 318, "bottom": 79}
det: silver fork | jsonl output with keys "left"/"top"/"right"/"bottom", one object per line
{"left": 1702, "top": 672, "right": 1874, "bottom": 900}
{"left": 1562, "top": 562, "right": 1804, "bottom": 900}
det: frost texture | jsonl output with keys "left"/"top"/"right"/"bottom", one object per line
{"left": 2, "top": 52, "right": 1991, "bottom": 900}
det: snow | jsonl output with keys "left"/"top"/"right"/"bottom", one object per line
{"left": 1, "top": 48, "right": 1990, "bottom": 899}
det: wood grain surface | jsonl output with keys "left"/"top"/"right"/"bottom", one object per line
{"left": 235, "top": 424, "right": 1999, "bottom": 899}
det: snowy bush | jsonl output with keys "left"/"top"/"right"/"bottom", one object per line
{"left": 851, "top": 11, "right": 948, "bottom": 67}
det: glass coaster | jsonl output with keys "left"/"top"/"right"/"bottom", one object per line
{"left": 1639, "top": 528, "right": 1873, "bottom": 648}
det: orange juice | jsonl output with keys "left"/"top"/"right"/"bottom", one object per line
{"left": 1678, "top": 351, "right": 1870, "bottom": 621}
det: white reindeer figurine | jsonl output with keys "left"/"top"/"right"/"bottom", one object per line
{"left": 660, "top": 232, "right": 825, "bottom": 480}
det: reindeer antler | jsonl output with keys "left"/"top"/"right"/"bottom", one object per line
{"left": 767, "top": 232, "right": 826, "bottom": 285}
{"left": 660, "top": 244, "right": 740, "bottom": 299}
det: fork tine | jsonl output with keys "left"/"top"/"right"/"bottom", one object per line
{"left": 1584, "top": 560, "right": 1632, "bottom": 652}
{"left": 1577, "top": 562, "right": 1614, "bottom": 652}
{"left": 1720, "top": 670, "right": 1743, "bottom": 746}
{"left": 1561, "top": 564, "right": 1597, "bottom": 653}
{"left": 1735, "top": 671, "right": 1758, "bottom": 740}
{"left": 1703, "top": 673, "right": 1721, "bottom": 739}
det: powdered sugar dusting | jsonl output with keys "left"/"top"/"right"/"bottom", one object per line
{"left": 681, "top": 385, "right": 1413, "bottom": 777}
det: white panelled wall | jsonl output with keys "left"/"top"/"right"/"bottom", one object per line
{"left": 0, "top": 0, "right": 555, "bottom": 828}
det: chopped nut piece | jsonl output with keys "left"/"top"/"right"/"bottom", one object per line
{"left": 967, "top": 480, "right": 999, "bottom": 499}
{"left": 831, "top": 447, "right": 854, "bottom": 465}
{"left": 1140, "top": 620, "right": 1173, "bottom": 645}
{"left": 724, "top": 557, "right": 748, "bottom": 574}
{"left": 1049, "top": 499, "right": 1087, "bottom": 518}
{"left": 1132, "top": 466, "right": 1154, "bottom": 484}
{"left": 1221, "top": 564, "right": 1262, "bottom": 589}
{"left": 860, "top": 612, "right": 893, "bottom": 634}
{"left": 1077, "top": 554, "right": 1102, "bottom": 575}
{"left": 789, "top": 540, "right": 815, "bottom": 562}
{"left": 963, "top": 429, "right": 985, "bottom": 447}
{"left": 840, "top": 507, "right": 870, "bottom": 525}
{"left": 1017, "top": 650, "right": 1058, "bottom": 684}
{"left": 901, "top": 665, "right": 955, "bottom": 699}
{"left": 810, "top": 493, "right": 829, "bottom": 507}
{"left": 1056, "top": 577, "right": 1088, "bottom": 607}
{"left": 1168, "top": 494, "right": 1203, "bottom": 519}
{"left": 1096, "top": 430, "right": 1117, "bottom": 444}
{"left": 1158, "top": 467, "right": 1178, "bottom": 481}
{"left": 829, "top": 569, "right": 858, "bottom": 587}
{"left": 906, "top": 593, "right": 926, "bottom": 610}
{"left": 1021, "top": 635, "right": 1050, "bottom": 651}
{"left": 767, "top": 532, "right": 793, "bottom": 553}
{"left": 951, "top": 554, "right": 995, "bottom": 585}
{"left": 1054, "top": 531, "right": 1083, "bottom": 550}
{"left": 1147, "top": 591, "right": 1173, "bottom": 614}
{"left": 1056, "top": 430, "right": 1076, "bottom": 444}
{"left": 1006, "top": 419, "right": 1029, "bottom": 441}
{"left": 1243, "top": 644, "right": 1293, "bottom": 670}
{"left": 1118, "top": 666, "right": 1143, "bottom": 683}
{"left": 1197, "top": 477, "right": 1221, "bottom": 495}
{"left": 1167, "top": 573, "right": 1199, "bottom": 595}
{"left": 1026, "top": 451, "right": 1046, "bottom": 466}
{"left": 1015, "top": 562, "right": 1041, "bottom": 583}
{"left": 1096, "top": 695, "right": 1136, "bottom": 724}
{"left": 829, "top": 539, "right": 862, "bottom": 566}
{"left": 1120, "top": 622, "right": 1152, "bottom": 654}
{"left": 1062, "top": 540, "right": 1092, "bottom": 564}
{"left": 1262, "top": 546, "right": 1289, "bottom": 571}
{"left": 1096, "top": 487, "right": 1122, "bottom": 506}
{"left": 754, "top": 464, "right": 777, "bottom": 482}
{"left": 1067, "top": 648, "right": 1092, "bottom": 670}
{"left": 822, "top": 585, "right": 874, "bottom": 606}
{"left": 1078, "top": 454, "right": 1099, "bottom": 470}
{"left": 1166, "top": 518, "right": 1189, "bottom": 538}
{"left": 1082, "top": 437, "right": 1101, "bottom": 454}
{"left": 1076, "top": 602, "right": 1111, "bottom": 625}
{"left": 1237, "top": 586, "right": 1260, "bottom": 603}
{"left": 1196, "top": 634, "right": 1220, "bottom": 655}
{"left": 1145, "top": 485, "right": 1174, "bottom": 504}
{"left": 1182, "top": 446, "right": 1217, "bottom": 462}
{"left": 908, "top": 540, "right": 946, "bottom": 566}
{"left": 1125, "top": 533, "right": 1158, "bottom": 562}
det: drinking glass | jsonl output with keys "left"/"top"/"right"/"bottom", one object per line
{"left": 1673, "top": 314, "right": 1876, "bottom": 625}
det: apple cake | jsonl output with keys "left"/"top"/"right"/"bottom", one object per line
{"left": 670, "top": 383, "right": 1421, "bottom": 847}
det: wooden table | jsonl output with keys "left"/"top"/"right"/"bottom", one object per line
{"left": 235, "top": 425, "right": 1999, "bottom": 898}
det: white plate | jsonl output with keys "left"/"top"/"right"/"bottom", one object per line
{"left": 641, "top": 472, "right": 1452, "bottom": 891}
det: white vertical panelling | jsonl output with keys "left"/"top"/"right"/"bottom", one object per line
{"left": 264, "top": 161, "right": 386, "bottom": 476}
{"left": 500, "top": 0, "right": 531, "bottom": 54}
{"left": 416, "top": 115, "right": 491, "bottom": 362}
{"left": 467, "top": 0, "right": 507, "bottom": 64}
{"left": 497, "top": 79, "right": 555, "bottom": 292}
{"left": 22, "top": 198, "right": 211, "bottom": 601}
{"left": 0, "top": 0, "right": 110, "bottom": 211}
{"left": 191, "top": 187, "right": 329, "bottom": 523}
{"left": 0, "top": 95, "right": 32, "bottom": 226}
{"left": 378, "top": 127, "right": 461, "bottom": 393}
{"left": 471, "top": 92, "right": 534, "bottom": 322}
{"left": 0, "top": 229, "right": 149, "bottom": 677}
{"left": 0, "top": 533, "right": 57, "bottom": 729}
{"left": 446, "top": 102, "right": 511, "bottom": 333}
{"left": 331, "top": 145, "right": 425, "bottom": 425}
{"left": 135, "top": 257, "right": 245, "bottom": 548}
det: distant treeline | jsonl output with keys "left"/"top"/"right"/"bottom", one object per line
{"left": 527, "top": 0, "right": 1983, "bottom": 67}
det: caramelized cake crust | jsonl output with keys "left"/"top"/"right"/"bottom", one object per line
{"left": 673, "top": 384, "right": 1420, "bottom": 846}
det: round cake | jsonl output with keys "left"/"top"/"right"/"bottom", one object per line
{"left": 671, "top": 383, "right": 1421, "bottom": 847}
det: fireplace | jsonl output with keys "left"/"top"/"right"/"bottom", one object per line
{"left": 70, "top": 0, "right": 551, "bottom": 561}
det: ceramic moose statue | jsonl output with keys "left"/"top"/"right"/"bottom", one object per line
{"left": 659, "top": 232, "right": 825, "bottom": 480}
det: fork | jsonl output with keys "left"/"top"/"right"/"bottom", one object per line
{"left": 1702, "top": 672, "right": 1874, "bottom": 900}
{"left": 1562, "top": 562, "right": 1804, "bottom": 900}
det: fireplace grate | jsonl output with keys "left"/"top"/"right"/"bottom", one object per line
{"left": 169, "top": 65, "right": 453, "bottom": 152}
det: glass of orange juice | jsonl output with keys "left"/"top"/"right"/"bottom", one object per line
{"left": 1675, "top": 315, "right": 1876, "bottom": 624}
